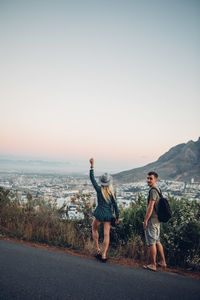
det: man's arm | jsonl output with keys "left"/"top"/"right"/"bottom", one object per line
{"left": 143, "top": 200, "right": 155, "bottom": 230}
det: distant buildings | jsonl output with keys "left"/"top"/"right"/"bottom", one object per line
{"left": 0, "top": 172, "right": 200, "bottom": 220}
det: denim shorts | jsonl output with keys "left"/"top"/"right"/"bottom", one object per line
{"left": 145, "top": 220, "right": 160, "bottom": 246}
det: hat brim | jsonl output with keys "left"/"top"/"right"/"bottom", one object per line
{"left": 100, "top": 179, "right": 112, "bottom": 186}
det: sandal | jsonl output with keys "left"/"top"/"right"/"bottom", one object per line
{"left": 143, "top": 265, "right": 148, "bottom": 269}
{"left": 101, "top": 257, "right": 108, "bottom": 263}
{"left": 146, "top": 265, "right": 157, "bottom": 272}
{"left": 143, "top": 264, "right": 157, "bottom": 272}
{"left": 157, "top": 263, "right": 167, "bottom": 268}
{"left": 94, "top": 253, "right": 102, "bottom": 260}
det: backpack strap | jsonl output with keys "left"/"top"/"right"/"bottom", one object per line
{"left": 149, "top": 187, "right": 162, "bottom": 197}
{"left": 148, "top": 187, "right": 162, "bottom": 212}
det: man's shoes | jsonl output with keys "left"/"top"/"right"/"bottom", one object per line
{"left": 143, "top": 264, "right": 157, "bottom": 272}
{"left": 157, "top": 262, "right": 167, "bottom": 268}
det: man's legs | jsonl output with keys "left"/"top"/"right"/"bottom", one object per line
{"left": 144, "top": 221, "right": 159, "bottom": 271}
{"left": 147, "top": 243, "right": 157, "bottom": 270}
{"left": 156, "top": 241, "right": 166, "bottom": 267}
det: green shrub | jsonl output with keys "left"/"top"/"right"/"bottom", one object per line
{"left": 161, "top": 197, "right": 200, "bottom": 268}
{"left": 0, "top": 187, "right": 199, "bottom": 269}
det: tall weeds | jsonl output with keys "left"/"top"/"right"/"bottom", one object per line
{"left": 0, "top": 187, "right": 199, "bottom": 269}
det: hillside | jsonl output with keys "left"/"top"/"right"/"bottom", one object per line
{"left": 113, "top": 138, "right": 200, "bottom": 183}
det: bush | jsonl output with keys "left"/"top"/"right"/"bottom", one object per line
{"left": 161, "top": 197, "right": 200, "bottom": 269}
{"left": 0, "top": 187, "right": 199, "bottom": 269}
{"left": 118, "top": 195, "right": 200, "bottom": 269}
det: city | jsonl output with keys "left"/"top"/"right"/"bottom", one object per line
{"left": 0, "top": 172, "right": 199, "bottom": 219}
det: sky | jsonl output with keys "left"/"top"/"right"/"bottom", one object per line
{"left": 0, "top": 0, "right": 199, "bottom": 172}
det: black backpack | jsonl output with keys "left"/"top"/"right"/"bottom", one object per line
{"left": 149, "top": 187, "right": 172, "bottom": 223}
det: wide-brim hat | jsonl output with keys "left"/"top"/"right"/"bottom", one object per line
{"left": 99, "top": 173, "right": 112, "bottom": 186}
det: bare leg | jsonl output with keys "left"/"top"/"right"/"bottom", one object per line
{"left": 92, "top": 218, "right": 101, "bottom": 253}
{"left": 145, "top": 244, "right": 150, "bottom": 264}
{"left": 102, "top": 222, "right": 111, "bottom": 259}
{"left": 156, "top": 242, "right": 166, "bottom": 267}
{"left": 147, "top": 244, "right": 157, "bottom": 270}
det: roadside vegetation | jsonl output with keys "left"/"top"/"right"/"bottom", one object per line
{"left": 0, "top": 187, "right": 199, "bottom": 270}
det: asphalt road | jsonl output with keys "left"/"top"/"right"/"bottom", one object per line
{"left": 0, "top": 240, "right": 199, "bottom": 300}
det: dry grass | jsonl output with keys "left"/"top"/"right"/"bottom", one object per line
{"left": 122, "top": 236, "right": 147, "bottom": 262}
{"left": 0, "top": 188, "right": 200, "bottom": 271}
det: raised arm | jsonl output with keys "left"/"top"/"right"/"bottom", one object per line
{"left": 89, "top": 158, "right": 101, "bottom": 192}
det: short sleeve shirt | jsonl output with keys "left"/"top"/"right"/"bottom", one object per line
{"left": 148, "top": 188, "right": 160, "bottom": 224}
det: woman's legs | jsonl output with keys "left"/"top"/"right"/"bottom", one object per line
{"left": 92, "top": 218, "right": 101, "bottom": 253}
{"left": 102, "top": 222, "right": 111, "bottom": 259}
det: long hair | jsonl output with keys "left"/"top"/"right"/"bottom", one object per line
{"left": 101, "top": 184, "right": 115, "bottom": 203}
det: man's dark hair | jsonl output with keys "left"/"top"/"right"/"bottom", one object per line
{"left": 148, "top": 171, "right": 158, "bottom": 178}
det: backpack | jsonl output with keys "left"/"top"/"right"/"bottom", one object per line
{"left": 149, "top": 187, "right": 172, "bottom": 223}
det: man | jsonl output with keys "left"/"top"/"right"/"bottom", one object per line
{"left": 143, "top": 171, "right": 166, "bottom": 271}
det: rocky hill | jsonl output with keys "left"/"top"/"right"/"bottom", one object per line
{"left": 113, "top": 138, "right": 200, "bottom": 183}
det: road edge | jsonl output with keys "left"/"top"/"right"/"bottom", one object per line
{"left": 0, "top": 235, "right": 199, "bottom": 280}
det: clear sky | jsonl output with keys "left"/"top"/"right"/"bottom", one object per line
{"left": 0, "top": 0, "right": 199, "bottom": 172}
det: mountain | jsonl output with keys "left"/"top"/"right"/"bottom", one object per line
{"left": 0, "top": 158, "right": 86, "bottom": 175}
{"left": 113, "top": 138, "right": 200, "bottom": 183}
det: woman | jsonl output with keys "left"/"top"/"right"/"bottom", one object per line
{"left": 89, "top": 158, "right": 119, "bottom": 262}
